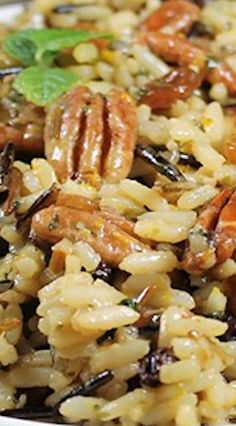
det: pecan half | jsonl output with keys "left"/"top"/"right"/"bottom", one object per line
{"left": 31, "top": 193, "right": 150, "bottom": 266}
{"left": 44, "top": 86, "right": 138, "bottom": 187}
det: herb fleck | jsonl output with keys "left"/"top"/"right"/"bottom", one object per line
{"left": 12, "top": 199, "right": 20, "bottom": 210}
{"left": 119, "top": 298, "right": 139, "bottom": 311}
{"left": 136, "top": 87, "right": 148, "bottom": 100}
{"left": 82, "top": 105, "right": 89, "bottom": 113}
{"left": 205, "top": 312, "right": 227, "bottom": 321}
{"left": 48, "top": 213, "right": 60, "bottom": 231}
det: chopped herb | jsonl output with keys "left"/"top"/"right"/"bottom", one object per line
{"left": 139, "top": 69, "right": 149, "bottom": 76}
{"left": 136, "top": 87, "right": 148, "bottom": 99}
{"left": 94, "top": 404, "right": 101, "bottom": 410}
{"left": 48, "top": 213, "right": 60, "bottom": 231}
{"left": 198, "top": 121, "right": 205, "bottom": 132}
{"left": 206, "top": 312, "right": 227, "bottom": 321}
{"left": 12, "top": 199, "right": 21, "bottom": 210}
{"left": 190, "top": 226, "right": 209, "bottom": 238}
{"left": 119, "top": 298, "right": 139, "bottom": 311}
{"left": 82, "top": 104, "right": 90, "bottom": 113}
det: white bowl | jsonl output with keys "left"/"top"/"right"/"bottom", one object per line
{"left": 0, "top": 3, "right": 24, "bottom": 23}
{"left": 0, "top": 416, "right": 232, "bottom": 426}
{"left": 1, "top": 417, "right": 50, "bottom": 426}
{"left": 1, "top": 418, "right": 48, "bottom": 426}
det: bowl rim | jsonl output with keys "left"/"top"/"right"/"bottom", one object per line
{"left": 0, "top": 416, "right": 63, "bottom": 425}
{"left": 0, "top": 2, "right": 25, "bottom": 22}
{"left": 0, "top": 416, "right": 233, "bottom": 426}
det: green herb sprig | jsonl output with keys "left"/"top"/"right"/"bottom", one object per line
{"left": 3, "top": 28, "right": 112, "bottom": 66}
{"left": 3, "top": 28, "right": 112, "bottom": 106}
{"left": 13, "top": 66, "right": 78, "bottom": 107}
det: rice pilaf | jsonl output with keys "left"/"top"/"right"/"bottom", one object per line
{"left": 1, "top": 1, "right": 236, "bottom": 425}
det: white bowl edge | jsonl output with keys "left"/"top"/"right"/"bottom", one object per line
{"left": 0, "top": 416, "right": 233, "bottom": 426}
{"left": 0, "top": 416, "right": 63, "bottom": 426}
{"left": 0, "top": 3, "right": 24, "bottom": 23}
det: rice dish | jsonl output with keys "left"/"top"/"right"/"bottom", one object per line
{"left": 1, "top": 1, "right": 236, "bottom": 425}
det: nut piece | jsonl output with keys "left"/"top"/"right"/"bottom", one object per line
{"left": 45, "top": 86, "right": 138, "bottom": 187}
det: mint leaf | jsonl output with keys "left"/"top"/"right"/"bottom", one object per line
{"left": 3, "top": 28, "right": 113, "bottom": 65}
{"left": 13, "top": 66, "right": 78, "bottom": 107}
{"left": 29, "top": 29, "right": 112, "bottom": 61}
{"left": 41, "top": 50, "right": 58, "bottom": 67}
{"left": 3, "top": 30, "right": 37, "bottom": 66}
